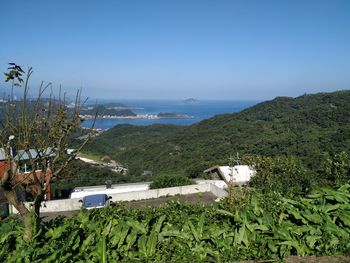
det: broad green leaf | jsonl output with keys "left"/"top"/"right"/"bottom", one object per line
{"left": 137, "top": 234, "right": 147, "bottom": 255}
{"left": 118, "top": 225, "right": 130, "bottom": 248}
{"left": 160, "top": 230, "right": 190, "bottom": 239}
{"left": 126, "top": 220, "right": 147, "bottom": 234}
{"left": 188, "top": 221, "right": 200, "bottom": 242}
{"left": 126, "top": 231, "right": 138, "bottom": 250}
{"left": 216, "top": 209, "right": 234, "bottom": 218}
{"left": 338, "top": 212, "right": 350, "bottom": 227}
{"left": 147, "top": 229, "right": 158, "bottom": 257}
{"left": 80, "top": 233, "right": 95, "bottom": 253}
{"left": 306, "top": 235, "right": 320, "bottom": 249}
{"left": 154, "top": 215, "right": 166, "bottom": 233}
{"left": 97, "top": 235, "right": 107, "bottom": 263}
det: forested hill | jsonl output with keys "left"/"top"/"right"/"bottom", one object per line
{"left": 83, "top": 90, "right": 350, "bottom": 175}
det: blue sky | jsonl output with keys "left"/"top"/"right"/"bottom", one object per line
{"left": 1, "top": 0, "right": 350, "bottom": 100}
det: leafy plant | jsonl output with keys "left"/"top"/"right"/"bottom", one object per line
{"left": 2, "top": 184, "right": 350, "bottom": 261}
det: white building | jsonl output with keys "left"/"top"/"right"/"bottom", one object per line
{"left": 204, "top": 165, "right": 255, "bottom": 185}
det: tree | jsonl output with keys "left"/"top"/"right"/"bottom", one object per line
{"left": 0, "top": 63, "right": 94, "bottom": 241}
{"left": 243, "top": 154, "right": 313, "bottom": 196}
{"left": 320, "top": 151, "right": 350, "bottom": 186}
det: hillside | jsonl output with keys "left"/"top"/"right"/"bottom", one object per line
{"left": 83, "top": 90, "right": 350, "bottom": 175}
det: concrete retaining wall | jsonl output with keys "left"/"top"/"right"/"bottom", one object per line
{"left": 10, "top": 198, "right": 82, "bottom": 214}
{"left": 210, "top": 184, "right": 228, "bottom": 198}
{"left": 70, "top": 182, "right": 151, "bottom": 199}
{"left": 195, "top": 179, "right": 227, "bottom": 189}
{"left": 11, "top": 183, "right": 227, "bottom": 214}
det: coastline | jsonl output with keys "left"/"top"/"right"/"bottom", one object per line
{"left": 80, "top": 114, "right": 194, "bottom": 120}
{"left": 80, "top": 100, "right": 258, "bottom": 129}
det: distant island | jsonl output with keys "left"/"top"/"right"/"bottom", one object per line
{"left": 79, "top": 103, "right": 136, "bottom": 117}
{"left": 183, "top": 98, "right": 199, "bottom": 104}
{"left": 157, "top": 112, "right": 194, "bottom": 118}
{"left": 79, "top": 103, "right": 194, "bottom": 120}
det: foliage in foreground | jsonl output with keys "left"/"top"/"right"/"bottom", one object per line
{"left": 1, "top": 185, "right": 350, "bottom": 262}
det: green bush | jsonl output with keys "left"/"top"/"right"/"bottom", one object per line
{"left": 243, "top": 154, "right": 313, "bottom": 196}
{"left": 150, "top": 173, "right": 193, "bottom": 189}
{"left": 184, "top": 161, "right": 211, "bottom": 178}
{"left": 320, "top": 151, "right": 350, "bottom": 187}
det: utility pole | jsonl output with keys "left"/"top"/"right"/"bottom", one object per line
{"left": 229, "top": 152, "right": 240, "bottom": 182}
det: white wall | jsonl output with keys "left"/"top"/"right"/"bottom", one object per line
{"left": 196, "top": 179, "right": 227, "bottom": 189}
{"left": 10, "top": 198, "right": 81, "bottom": 214}
{"left": 210, "top": 184, "right": 228, "bottom": 198}
{"left": 70, "top": 182, "right": 151, "bottom": 199}
{"left": 11, "top": 182, "right": 227, "bottom": 214}
{"left": 218, "top": 165, "right": 255, "bottom": 184}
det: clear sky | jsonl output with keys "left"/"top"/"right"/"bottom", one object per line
{"left": 1, "top": 0, "right": 350, "bottom": 100}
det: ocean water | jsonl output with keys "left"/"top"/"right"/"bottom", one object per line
{"left": 82, "top": 99, "right": 258, "bottom": 129}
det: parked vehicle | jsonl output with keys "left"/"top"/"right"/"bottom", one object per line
{"left": 70, "top": 182, "right": 151, "bottom": 199}
{"left": 79, "top": 194, "right": 113, "bottom": 210}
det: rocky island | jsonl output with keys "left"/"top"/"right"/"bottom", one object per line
{"left": 79, "top": 103, "right": 193, "bottom": 120}
{"left": 80, "top": 103, "right": 136, "bottom": 117}
{"left": 183, "top": 98, "right": 199, "bottom": 104}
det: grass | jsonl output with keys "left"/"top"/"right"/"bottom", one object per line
{"left": 78, "top": 152, "right": 102, "bottom": 162}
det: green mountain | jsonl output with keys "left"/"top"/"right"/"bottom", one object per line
{"left": 83, "top": 90, "right": 350, "bottom": 175}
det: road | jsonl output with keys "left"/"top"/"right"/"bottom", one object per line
{"left": 41, "top": 192, "right": 217, "bottom": 221}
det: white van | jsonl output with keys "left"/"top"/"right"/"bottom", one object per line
{"left": 79, "top": 194, "right": 113, "bottom": 210}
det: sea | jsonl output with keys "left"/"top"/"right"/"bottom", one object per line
{"left": 82, "top": 99, "right": 259, "bottom": 129}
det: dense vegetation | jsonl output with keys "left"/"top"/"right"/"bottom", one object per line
{"left": 245, "top": 152, "right": 350, "bottom": 196}
{"left": 149, "top": 173, "right": 193, "bottom": 189}
{"left": 1, "top": 185, "right": 350, "bottom": 262}
{"left": 84, "top": 90, "right": 350, "bottom": 185}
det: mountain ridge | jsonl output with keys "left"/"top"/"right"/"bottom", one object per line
{"left": 84, "top": 90, "right": 350, "bottom": 175}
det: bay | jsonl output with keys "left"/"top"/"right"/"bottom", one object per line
{"left": 82, "top": 99, "right": 258, "bottom": 129}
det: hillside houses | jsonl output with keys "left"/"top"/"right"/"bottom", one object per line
{"left": 0, "top": 148, "right": 55, "bottom": 201}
